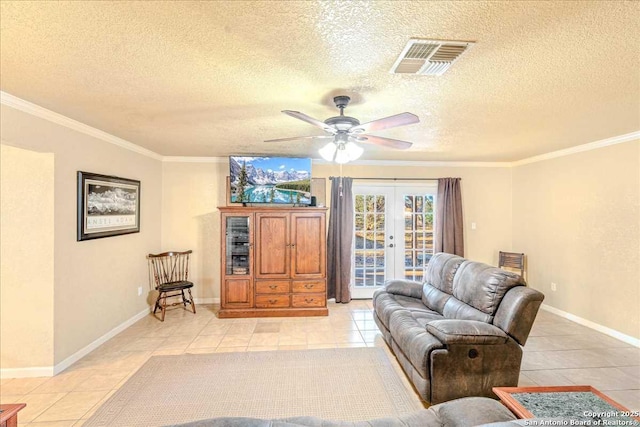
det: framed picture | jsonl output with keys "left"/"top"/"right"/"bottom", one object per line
{"left": 77, "top": 171, "right": 141, "bottom": 241}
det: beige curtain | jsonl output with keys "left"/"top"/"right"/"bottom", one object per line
{"left": 434, "top": 178, "right": 464, "bottom": 256}
{"left": 327, "top": 177, "right": 353, "bottom": 303}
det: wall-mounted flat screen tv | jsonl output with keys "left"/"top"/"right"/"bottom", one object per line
{"left": 230, "top": 156, "right": 312, "bottom": 204}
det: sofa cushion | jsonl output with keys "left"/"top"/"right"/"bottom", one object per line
{"left": 374, "top": 292, "right": 441, "bottom": 329}
{"left": 422, "top": 253, "right": 465, "bottom": 295}
{"left": 411, "top": 310, "right": 446, "bottom": 328}
{"left": 389, "top": 310, "right": 444, "bottom": 378}
{"left": 442, "top": 296, "right": 494, "bottom": 323}
{"left": 452, "top": 261, "right": 524, "bottom": 317}
{"left": 422, "top": 284, "right": 452, "bottom": 314}
{"left": 425, "top": 320, "right": 508, "bottom": 345}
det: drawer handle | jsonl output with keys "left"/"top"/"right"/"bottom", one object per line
{"left": 269, "top": 285, "right": 278, "bottom": 290}
{"left": 305, "top": 298, "right": 314, "bottom": 303}
{"left": 269, "top": 299, "right": 277, "bottom": 304}
{"left": 304, "top": 284, "right": 314, "bottom": 289}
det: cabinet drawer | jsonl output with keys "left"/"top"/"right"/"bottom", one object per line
{"left": 256, "top": 281, "right": 290, "bottom": 294}
{"left": 291, "top": 293, "right": 325, "bottom": 308}
{"left": 292, "top": 280, "right": 326, "bottom": 294}
{"left": 255, "top": 294, "right": 290, "bottom": 308}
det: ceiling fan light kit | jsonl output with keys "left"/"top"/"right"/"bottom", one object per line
{"left": 320, "top": 140, "right": 364, "bottom": 163}
{"left": 267, "top": 96, "right": 419, "bottom": 164}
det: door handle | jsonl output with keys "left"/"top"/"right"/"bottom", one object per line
{"left": 388, "top": 243, "right": 394, "bottom": 248}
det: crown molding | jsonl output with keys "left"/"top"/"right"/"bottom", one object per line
{"left": 161, "top": 157, "right": 510, "bottom": 167}
{"left": 162, "top": 156, "right": 227, "bottom": 163}
{"left": 0, "top": 91, "right": 163, "bottom": 161}
{"left": 3, "top": 91, "right": 637, "bottom": 167}
{"left": 336, "top": 159, "right": 512, "bottom": 167}
{"left": 512, "top": 131, "right": 640, "bottom": 167}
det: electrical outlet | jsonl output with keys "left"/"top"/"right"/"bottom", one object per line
{"left": 551, "top": 282, "right": 557, "bottom": 292}
{"left": 138, "top": 286, "right": 143, "bottom": 296}
{"left": 471, "top": 222, "right": 477, "bottom": 230}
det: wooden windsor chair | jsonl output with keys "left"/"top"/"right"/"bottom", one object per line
{"left": 498, "top": 251, "right": 526, "bottom": 279}
{"left": 148, "top": 250, "right": 196, "bottom": 321}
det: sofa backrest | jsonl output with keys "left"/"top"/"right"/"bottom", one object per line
{"left": 422, "top": 253, "right": 525, "bottom": 324}
{"left": 421, "top": 253, "right": 464, "bottom": 314}
{"left": 449, "top": 261, "right": 524, "bottom": 320}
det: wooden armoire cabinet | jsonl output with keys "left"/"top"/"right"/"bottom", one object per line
{"left": 218, "top": 207, "right": 328, "bottom": 318}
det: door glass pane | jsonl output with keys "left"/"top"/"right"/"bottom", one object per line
{"left": 415, "top": 196, "right": 423, "bottom": 213}
{"left": 353, "top": 192, "right": 387, "bottom": 289}
{"left": 402, "top": 194, "right": 434, "bottom": 281}
{"left": 225, "top": 216, "right": 250, "bottom": 275}
{"left": 404, "top": 232, "right": 414, "bottom": 249}
{"left": 365, "top": 195, "right": 375, "bottom": 211}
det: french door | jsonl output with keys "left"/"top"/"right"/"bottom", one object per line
{"left": 351, "top": 184, "right": 436, "bottom": 299}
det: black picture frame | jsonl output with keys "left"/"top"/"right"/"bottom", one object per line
{"left": 77, "top": 171, "right": 141, "bottom": 241}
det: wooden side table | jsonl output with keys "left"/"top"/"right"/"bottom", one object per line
{"left": 0, "top": 404, "right": 26, "bottom": 427}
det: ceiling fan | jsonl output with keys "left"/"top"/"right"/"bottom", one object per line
{"left": 265, "top": 96, "right": 420, "bottom": 163}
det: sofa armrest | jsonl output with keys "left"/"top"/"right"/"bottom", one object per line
{"left": 426, "top": 320, "right": 508, "bottom": 345}
{"left": 493, "top": 286, "right": 544, "bottom": 346}
{"left": 383, "top": 279, "right": 424, "bottom": 299}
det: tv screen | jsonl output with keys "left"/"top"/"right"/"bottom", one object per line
{"left": 230, "top": 156, "right": 312, "bottom": 204}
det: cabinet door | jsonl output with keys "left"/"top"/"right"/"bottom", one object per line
{"left": 222, "top": 214, "right": 253, "bottom": 277}
{"left": 222, "top": 279, "right": 253, "bottom": 308}
{"left": 221, "top": 213, "right": 254, "bottom": 309}
{"left": 291, "top": 212, "right": 326, "bottom": 279}
{"left": 255, "top": 212, "right": 290, "bottom": 278}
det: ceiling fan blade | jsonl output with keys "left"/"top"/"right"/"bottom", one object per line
{"left": 349, "top": 112, "right": 419, "bottom": 134}
{"left": 282, "top": 110, "right": 337, "bottom": 134}
{"left": 354, "top": 134, "right": 413, "bottom": 150}
{"left": 264, "top": 135, "right": 334, "bottom": 143}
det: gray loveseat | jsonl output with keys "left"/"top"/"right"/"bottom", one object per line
{"left": 168, "top": 396, "right": 531, "bottom": 426}
{"left": 373, "top": 253, "right": 544, "bottom": 404}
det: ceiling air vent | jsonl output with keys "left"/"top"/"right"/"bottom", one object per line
{"left": 390, "top": 39, "right": 474, "bottom": 76}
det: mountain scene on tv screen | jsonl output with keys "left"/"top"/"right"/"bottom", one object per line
{"left": 230, "top": 157, "right": 311, "bottom": 204}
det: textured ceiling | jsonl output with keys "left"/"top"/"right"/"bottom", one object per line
{"left": 1, "top": 1, "right": 639, "bottom": 161}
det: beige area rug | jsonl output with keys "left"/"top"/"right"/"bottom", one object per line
{"left": 84, "top": 348, "right": 424, "bottom": 426}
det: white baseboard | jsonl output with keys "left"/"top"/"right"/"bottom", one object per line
{"left": 53, "top": 307, "right": 151, "bottom": 375}
{"left": 0, "top": 366, "right": 55, "bottom": 379}
{"left": 0, "top": 307, "right": 151, "bottom": 379}
{"left": 541, "top": 304, "right": 640, "bottom": 348}
{"left": 194, "top": 298, "right": 220, "bottom": 304}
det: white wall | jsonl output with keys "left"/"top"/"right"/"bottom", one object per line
{"left": 1, "top": 104, "right": 163, "bottom": 366}
{"left": 161, "top": 161, "right": 227, "bottom": 302}
{"left": 512, "top": 140, "right": 640, "bottom": 339}
{"left": 1, "top": 145, "right": 55, "bottom": 370}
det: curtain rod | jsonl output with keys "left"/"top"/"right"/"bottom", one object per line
{"left": 329, "top": 177, "right": 449, "bottom": 181}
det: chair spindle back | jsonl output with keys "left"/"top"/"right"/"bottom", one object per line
{"left": 498, "top": 251, "right": 525, "bottom": 277}
{"left": 149, "top": 250, "right": 192, "bottom": 288}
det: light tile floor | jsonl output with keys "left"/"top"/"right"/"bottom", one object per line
{"left": 1, "top": 301, "right": 638, "bottom": 426}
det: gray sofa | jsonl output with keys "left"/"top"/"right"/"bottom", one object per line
{"left": 373, "top": 253, "right": 544, "bottom": 404}
{"left": 168, "top": 396, "right": 530, "bottom": 426}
